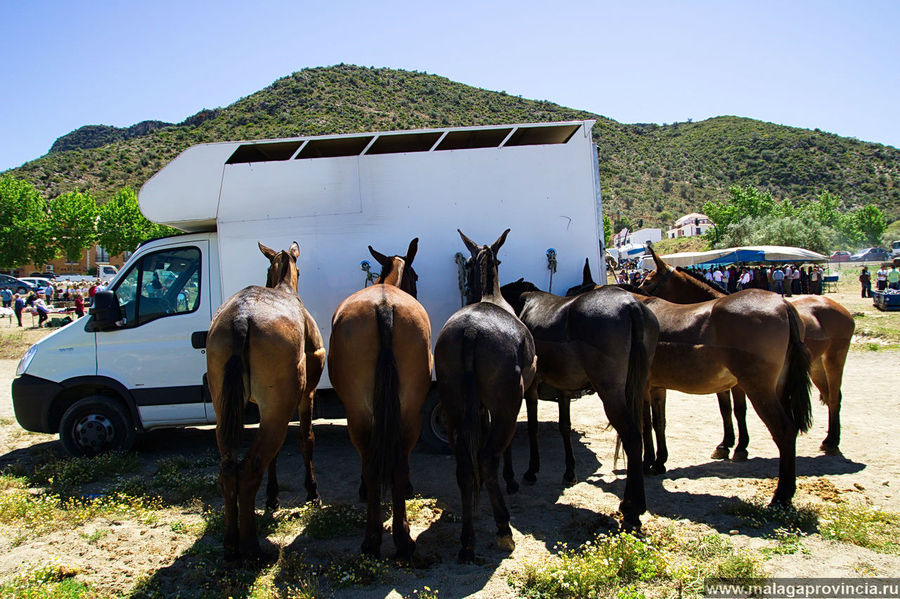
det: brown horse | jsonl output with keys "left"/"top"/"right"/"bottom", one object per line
{"left": 499, "top": 279, "right": 658, "bottom": 528}
{"left": 435, "top": 230, "right": 537, "bottom": 563}
{"left": 328, "top": 238, "right": 432, "bottom": 559}
{"left": 207, "top": 241, "right": 325, "bottom": 560}
{"left": 639, "top": 245, "right": 855, "bottom": 457}
{"left": 568, "top": 259, "right": 813, "bottom": 506}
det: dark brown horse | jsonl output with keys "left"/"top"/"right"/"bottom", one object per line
{"left": 207, "top": 241, "right": 325, "bottom": 560}
{"left": 328, "top": 239, "right": 432, "bottom": 559}
{"left": 499, "top": 279, "right": 658, "bottom": 528}
{"left": 435, "top": 230, "right": 537, "bottom": 563}
{"left": 639, "top": 245, "right": 854, "bottom": 457}
{"left": 569, "top": 258, "right": 813, "bottom": 507}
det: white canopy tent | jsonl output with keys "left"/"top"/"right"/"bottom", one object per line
{"left": 657, "top": 245, "right": 827, "bottom": 268}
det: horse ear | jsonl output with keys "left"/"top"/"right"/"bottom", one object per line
{"left": 490, "top": 228, "right": 511, "bottom": 256}
{"left": 258, "top": 242, "right": 276, "bottom": 261}
{"left": 288, "top": 241, "right": 300, "bottom": 260}
{"left": 646, "top": 241, "right": 668, "bottom": 271}
{"left": 368, "top": 245, "right": 390, "bottom": 266}
{"left": 405, "top": 238, "right": 419, "bottom": 266}
{"left": 458, "top": 230, "right": 479, "bottom": 255}
{"left": 582, "top": 257, "right": 596, "bottom": 286}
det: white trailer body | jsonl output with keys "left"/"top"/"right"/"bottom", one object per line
{"left": 13, "top": 120, "right": 606, "bottom": 454}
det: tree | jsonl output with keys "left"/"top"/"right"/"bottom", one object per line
{"left": 843, "top": 203, "right": 887, "bottom": 247}
{"left": 49, "top": 191, "right": 98, "bottom": 262}
{"left": 603, "top": 214, "right": 613, "bottom": 247}
{"left": 0, "top": 175, "right": 55, "bottom": 268}
{"left": 96, "top": 187, "right": 178, "bottom": 257}
{"left": 719, "top": 214, "right": 835, "bottom": 254}
{"left": 703, "top": 185, "right": 777, "bottom": 234}
{"left": 799, "top": 191, "right": 844, "bottom": 230}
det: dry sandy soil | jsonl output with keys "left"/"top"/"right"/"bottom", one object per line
{"left": 0, "top": 327, "right": 897, "bottom": 596}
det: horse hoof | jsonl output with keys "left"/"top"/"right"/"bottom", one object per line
{"left": 497, "top": 534, "right": 515, "bottom": 552}
{"left": 394, "top": 541, "right": 416, "bottom": 562}
{"left": 457, "top": 548, "right": 476, "bottom": 564}
{"left": 563, "top": 471, "right": 576, "bottom": 486}
{"left": 649, "top": 463, "right": 666, "bottom": 476}
{"left": 305, "top": 494, "right": 322, "bottom": 507}
{"left": 820, "top": 443, "right": 841, "bottom": 456}
{"left": 265, "top": 498, "right": 279, "bottom": 512}
{"left": 711, "top": 447, "right": 730, "bottom": 460}
{"left": 506, "top": 480, "right": 520, "bottom": 494}
{"left": 523, "top": 472, "right": 537, "bottom": 485}
{"left": 731, "top": 449, "right": 749, "bottom": 462}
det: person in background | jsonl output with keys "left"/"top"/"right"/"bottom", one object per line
{"left": 875, "top": 265, "right": 888, "bottom": 291}
{"left": 44, "top": 283, "right": 54, "bottom": 303}
{"left": 783, "top": 264, "right": 793, "bottom": 296}
{"left": 74, "top": 292, "right": 85, "bottom": 317}
{"left": 888, "top": 265, "right": 900, "bottom": 290}
{"left": 800, "top": 266, "right": 809, "bottom": 294}
{"left": 34, "top": 296, "right": 50, "bottom": 327}
{"left": 859, "top": 267, "right": 872, "bottom": 298}
{"left": 0, "top": 287, "right": 11, "bottom": 308}
{"left": 13, "top": 293, "right": 25, "bottom": 327}
{"left": 772, "top": 266, "right": 785, "bottom": 295}
{"left": 809, "top": 265, "right": 822, "bottom": 295}
{"left": 791, "top": 264, "right": 801, "bottom": 295}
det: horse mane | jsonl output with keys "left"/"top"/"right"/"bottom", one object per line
{"left": 616, "top": 283, "right": 651, "bottom": 296}
{"left": 674, "top": 267, "right": 729, "bottom": 295}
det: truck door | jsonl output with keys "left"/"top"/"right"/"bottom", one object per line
{"left": 95, "top": 242, "right": 211, "bottom": 428}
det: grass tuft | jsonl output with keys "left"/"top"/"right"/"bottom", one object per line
{"left": 819, "top": 502, "right": 900, "bottom": 554}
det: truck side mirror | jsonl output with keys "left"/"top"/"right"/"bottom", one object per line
{"left": 87, "top": 290, "right": 123, "bottom": 332}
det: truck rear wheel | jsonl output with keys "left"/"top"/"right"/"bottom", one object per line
{"left": 59, "top": 396, "right": 135, "bottom": 456}
{"left": 419, "top": 389, "right": 451, "bottom": 454}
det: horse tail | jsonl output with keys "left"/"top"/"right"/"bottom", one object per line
{"left": 782, "top": 303, "right": 813, "bottom": 433}
{"left": 370, "top": 302, "right": 400, "bottom": 494}
{"left": 624, "top": 302, "right": 651, "bottom": 434}
{"left": 220, "top": 317, "right": 250, "bottom": 453}
{"left": 458, "top": 327, "right": 482, "bottom": 505}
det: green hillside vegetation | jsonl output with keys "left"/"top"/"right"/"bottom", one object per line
{"left": 6, "top": 65, "right": 900, "bottom": 234}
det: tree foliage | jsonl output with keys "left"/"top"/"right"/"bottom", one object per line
{"left": 49, "top": 191, "right": 98, "bottom": 262}
{"left": 718, "top": 214, "right": 835, "bottom": 254}
{"left": 0, "top": 175, "right": 55, "bottom": 268}
{"left": 96, "top": 188, "right": 175, "bottom": 256}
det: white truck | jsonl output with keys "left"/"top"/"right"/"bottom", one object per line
{"left": 13, "top": 120, "right": 607, "bottom": 455}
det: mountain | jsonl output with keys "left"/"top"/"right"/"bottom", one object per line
{"left": 7, "top": 64, "right": 900, "bottom": 228}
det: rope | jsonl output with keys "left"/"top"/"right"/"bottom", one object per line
{"left": 546, "top": 248, "right": 557, "bottom": 293}
{"left": 455, "top": 252, "right": 467, "bottom": 306}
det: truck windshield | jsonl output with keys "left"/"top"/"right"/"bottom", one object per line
{"left": 113, "top": 247, "right": 201, "bottom": 326}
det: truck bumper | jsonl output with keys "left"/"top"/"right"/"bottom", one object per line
{"left": 12, "top": 375, "right": 62, "bottom": 433}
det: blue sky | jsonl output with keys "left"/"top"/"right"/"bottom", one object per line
{"left": 1, "top": 0, "right": 898, "bottom": 173}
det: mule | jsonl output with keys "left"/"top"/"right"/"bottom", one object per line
{"left": 499, "top": 280, "right": 658, "bottom": 528}
{"left": 435, "top": 229, "right": 537, "bottom": 563}
{"left": 638, "top": 245, "right": 854, "bottom": 457}
{"left": 569, "top": 258, "right": 814, "bottom": 506}
{"left": 328, "top": 238, "right": 432, "bottom": 559}
{"left": 206, "top": 241, "right": 325, "bottom": 560}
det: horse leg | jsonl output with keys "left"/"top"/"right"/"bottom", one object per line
{"left": 816, "top": 350, "right": 847, "bottom": 455}
{"left": 391, "top": 450, "right": 415, "bottom": 560}
{"left": 265, "top": 455, "right": 279, "bottom": 511}
{"left": 237, "top": 420, "right": 289, "bottom": 559}
{"left": 455, "top": 438, "right": 478, "bottom": 563}
{"left": 558, "top": 397, "right": 576, "bottom": 484}
{"left": 602, "top": 393, "right": 646, "bottom": 529}
{"left": 502, "top": 445, "right": 519, "bottom": 494}
{"left": 216, "top": 438, "right": 240, "bottom": 561}
{"left": 649, "top": 387, "right": 667, "bottom": 474}
{"left": 743, "top": 389, "right": 798, "bottom": 506}
{"left": 482, "top": 414, "right": 518, "bottom": 553}
{"left": 523, "top": 383, "right": 540, "bottom": 484}
{"left": 361, "top": 455, "right": 384, "bottom": 557}
{"left": 297, "top": 390, "right": 320, "bottom": 503}
{"left": 712, "top": 390, "right": 735, "bottom": 459}
{"left": 731, "top": 387, "right": 750, "bottom": 462}
{"left": 642, "top": 388, "right": 657, "bottom": 473}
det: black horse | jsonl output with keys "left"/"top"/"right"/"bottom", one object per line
{"left": 499, "top": 279, "right": 658, "bottom": 529}
{"left": 435, "top": 229, "right": 538, "bottom": 563}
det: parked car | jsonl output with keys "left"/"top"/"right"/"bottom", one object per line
{"left": 0, "top": 274, "right": 36, "bottom": 295}
{"left": 892, "top": 240, "right": 900, "bottom": 258}
{"left": 850, "top": 247, "right": 891, "bottom": 262}
{"left": 29, "top": 271, "right": 57, "bottom": 279}
{"left": 829, "top": 250, "right": 851, "bottom": 262}
{"left": 18, "top": 277, "right": 54, "bottom": 294}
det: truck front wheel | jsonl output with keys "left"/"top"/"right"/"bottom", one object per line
{"left": 59, "top": 396, "right": 136, "bottom": 456}
{"left": 419, "top": 389, "right": 451, "bottom": 454}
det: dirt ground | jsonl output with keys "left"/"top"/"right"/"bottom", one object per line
{"left": 0, "top": 290, "right": 898, "bottom": 597}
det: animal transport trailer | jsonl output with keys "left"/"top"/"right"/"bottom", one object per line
{"left": 13, "top": 120, "right": 607, "bottom": 455}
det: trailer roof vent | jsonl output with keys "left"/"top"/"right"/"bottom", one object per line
{"left": 504, "top": 124, "right": 580, "bottom": 147}
{"left": 297, "top": 136, "right": 374, "bottom": 159}
{"left": 226, "top": 141, "right": 303, "bottom": 164}
{"left": 435, "top": 128, "right": 513, "bottom": 151}
{"left": 365, "top": 131, "right": 443, "bottom": 155}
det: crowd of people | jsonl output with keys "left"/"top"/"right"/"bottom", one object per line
{"left": 616, "top": 262, "right": 828, "bottom": 296}
{"left": 859, "top": 264, "right": 900, "bottom": 298}
{"left": 0, "top": 280, "right": 105, "bottom": 327}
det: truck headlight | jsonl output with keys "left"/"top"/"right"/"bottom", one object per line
{"left": 16, "top": 345, "right": 37, "bottom": 376}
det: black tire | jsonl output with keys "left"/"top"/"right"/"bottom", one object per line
{"left": 418, "top": 388, "right": 451, "bottom": 454}
{"left": 59, "top": 396, "right": 136, "bottom": 457}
